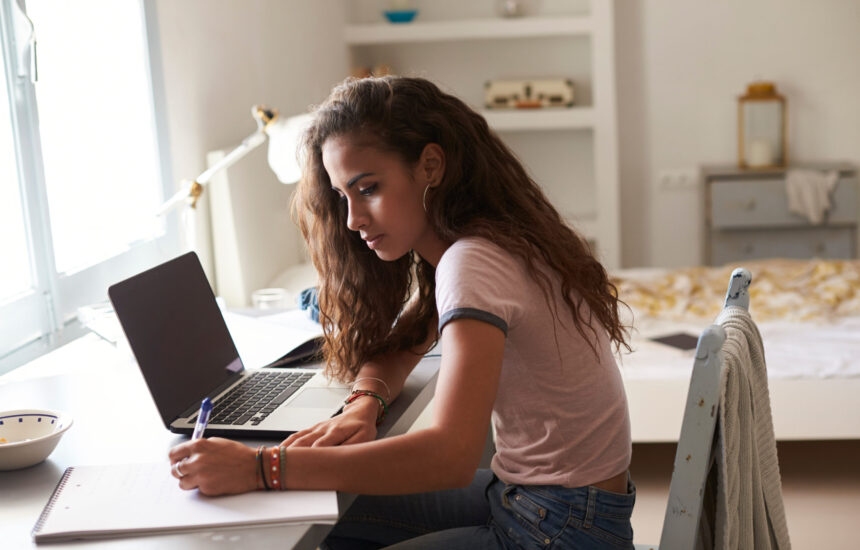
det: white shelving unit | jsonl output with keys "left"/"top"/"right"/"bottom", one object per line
{"left": 342, "top": 1, "right": 620, "bottom": 267}
{"left": 344, "top": 15, "right": 594, "bottom": 43}
{"left": 481, "top": 107, "right": 595, "bottom": 131}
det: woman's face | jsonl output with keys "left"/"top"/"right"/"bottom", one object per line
{"left": 322, "top": 135, "right": 448, "bottom": 265}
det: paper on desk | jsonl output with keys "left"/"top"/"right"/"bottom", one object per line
{"left": 222, "top": 309, "right": 323, "bottom": 369}
{"left": 32, "top": 462, "right": 338, "bottom": 542}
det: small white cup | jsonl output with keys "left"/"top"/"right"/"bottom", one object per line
{"left": 251, "top": 288, "right": 291, "bottom": 310}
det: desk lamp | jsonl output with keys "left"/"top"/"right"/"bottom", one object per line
{"left": 156, "top": 105, "right": 311, "bottom": 217}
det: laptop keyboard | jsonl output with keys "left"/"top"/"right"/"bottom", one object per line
{"left": 195, "top": 371, "right": 315, "bottom": 426}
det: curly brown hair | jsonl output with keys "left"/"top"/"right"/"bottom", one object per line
{"left": 292, "top": 76, "right": 629, "bottom": 382}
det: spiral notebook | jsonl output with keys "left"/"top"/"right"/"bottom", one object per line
{"left": 32, "top": 462, "right": 338, "bottom": 543}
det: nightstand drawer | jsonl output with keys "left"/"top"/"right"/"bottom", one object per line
{"left": 710, "top": 178, "right": 858, "bottom": 229}
{"left": 710, "top": 227, "right": 855, "bottom": 265}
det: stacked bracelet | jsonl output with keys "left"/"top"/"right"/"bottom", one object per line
{"left": 255, "top": 445, "right": 288, "bottom": 491}
{"left": 352, "top": 377, "right": 391, "bottom": 402}
{"left": 345, "top": 390, "right": 388, "bottom": 426}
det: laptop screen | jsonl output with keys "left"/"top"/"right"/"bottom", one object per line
{"left": 108, "top": 252, "right": 243, "bottom": 427}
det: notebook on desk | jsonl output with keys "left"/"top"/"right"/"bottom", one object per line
{"left": 108, "top": 251, "right": 349, "bottom": 438}
{"left": 32, "top": 462, "right": 338, "bottom": 543}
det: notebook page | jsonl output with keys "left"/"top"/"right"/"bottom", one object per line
{"left": 36, "top": 462, "right": 337, "bottom": 539}
{"left": 222, "top": 310, "right": 322, "bottom": 369}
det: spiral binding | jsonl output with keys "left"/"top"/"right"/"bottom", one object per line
{"left": 32, "top": 466, "right": 75, "bottom": 538}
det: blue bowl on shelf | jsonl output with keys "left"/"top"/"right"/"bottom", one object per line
{"left": 383, "top": 10, "right": 418, "bottom": 24}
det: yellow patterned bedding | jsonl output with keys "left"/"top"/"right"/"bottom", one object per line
{"left": 611, "top": 259, "right": 860, "bottom": 323}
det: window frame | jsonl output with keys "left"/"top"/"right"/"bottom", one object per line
{"left": 0, "top": 0, "right": 180, "bottom": 362}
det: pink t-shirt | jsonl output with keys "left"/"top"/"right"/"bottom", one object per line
{"left": 435, "top": 237, "right": 631, "bottom": 488}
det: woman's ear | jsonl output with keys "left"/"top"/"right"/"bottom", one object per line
{"left": 419, "top": 143, "right": 445, "bottom": 187}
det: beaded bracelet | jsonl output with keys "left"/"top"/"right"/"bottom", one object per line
{"left": 269, "top": 446, "right": 280, "bottom": 490}
{"left": 345, "top": 390, "right": 388, "bottom": 426}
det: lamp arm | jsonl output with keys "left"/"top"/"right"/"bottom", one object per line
{"left": 155, "top": 129, "right": 267, "bottom": 216}
{"left": 196, "top": 130, "right": 267, "bottom": 185}
{"left": 155, "top": 181, "right": 192, "bottom": 217}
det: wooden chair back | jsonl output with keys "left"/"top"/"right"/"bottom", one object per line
{"left": 656, "top": 268, "right": 752, "bottom": 549}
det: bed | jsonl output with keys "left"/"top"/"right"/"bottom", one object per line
{"left": 612, "top": 258, "right": 860, "bottom": 442}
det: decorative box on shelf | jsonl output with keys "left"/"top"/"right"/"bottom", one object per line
{"left": 703, "top": 163, "right": 858, "bottom": 266}
{"left": 484, "top": 78, "right": 575, "bottom": 109}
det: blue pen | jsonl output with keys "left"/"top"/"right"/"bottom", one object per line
{"left": 191, "top": 397, "right": 213, "bottom": 440}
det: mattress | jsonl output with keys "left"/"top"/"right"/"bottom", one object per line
{"left": 611, "top": 259, "right": 860, "bottom": 380}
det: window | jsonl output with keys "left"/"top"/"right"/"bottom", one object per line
{"left": 0, "top": 0, "right": 179, "bottom": 363}
{"left": 0, "top": 49, "right": 30, "bottom": 302}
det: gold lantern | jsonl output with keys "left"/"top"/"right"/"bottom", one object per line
{"left": 737, "top": 81, "right": 787, "bottom": 169}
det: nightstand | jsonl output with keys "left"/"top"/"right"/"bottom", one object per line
{"left": 703, "top": 163, "right": 858, "bottom": 266}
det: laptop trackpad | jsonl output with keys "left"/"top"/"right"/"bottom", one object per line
{"left": 288, "top": 387, "right": 348, "bottom": 409}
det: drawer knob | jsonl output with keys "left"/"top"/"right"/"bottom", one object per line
{"left": 814, "top": 242, "right": 826, "bottom": 254}
{"left": 742, "top": 199, "right": 757, "bottom": 211}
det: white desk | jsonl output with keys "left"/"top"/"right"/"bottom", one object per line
{"left": 0, "top": 333, "right": 439, "bottom": 549}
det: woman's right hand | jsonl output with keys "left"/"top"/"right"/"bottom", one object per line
{"left": 281, "top": 394, "right": 379, "bottom": 448}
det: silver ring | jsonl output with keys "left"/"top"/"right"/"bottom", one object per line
{"left": 172, "top": 459, "right": 186, "bottom": 478}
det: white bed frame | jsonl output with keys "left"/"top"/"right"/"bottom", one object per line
{"left": 626, "top": 376, "right": 860, "bottom": 443}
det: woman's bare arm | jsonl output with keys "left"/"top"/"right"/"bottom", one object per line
{"left": 169, "top": 318, "right": 504, "bottom": 495}
{"left": 282, "top": 287, "right": 438, "bottom": 447}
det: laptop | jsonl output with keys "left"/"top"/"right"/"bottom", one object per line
{"left": 108, "top": 251, "right": 349, "bottom": 438}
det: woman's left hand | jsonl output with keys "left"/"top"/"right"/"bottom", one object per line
{"left": 168, "top": 437, "right": 257, "bottom": 496}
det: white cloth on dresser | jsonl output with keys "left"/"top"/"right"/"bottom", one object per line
{"left": 784, "top": 168, "right": 838, "bottom": 224}
{"left": 704, "top": 306, "right": 791, "bottom": 549}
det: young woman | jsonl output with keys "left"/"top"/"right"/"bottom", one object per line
{"left": 169, "top": 76, "right": 635, "bottom": 549}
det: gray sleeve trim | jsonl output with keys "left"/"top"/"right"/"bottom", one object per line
{"left": 438, "top": 308, "right": 508, "bottom": 336}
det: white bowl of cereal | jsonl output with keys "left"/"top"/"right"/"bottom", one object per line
{"left": 0, "top": 409, "right": 73, "bottom": 470}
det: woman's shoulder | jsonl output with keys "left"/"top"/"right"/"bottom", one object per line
{"left": 434, "top": 236, "right": 530, "bottom": 328}
{"left": 439, "top": 236, "right": 514, "bottom": 267}
{"left": 436, "top": 236, "right": 527, "bottom": 284}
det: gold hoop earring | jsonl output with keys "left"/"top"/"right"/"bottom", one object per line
{"left": 422, "top": 184, "right": 431, "bottom": 213}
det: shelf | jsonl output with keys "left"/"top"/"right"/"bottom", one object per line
{"left": 482, "top": 108, "right": 594, "bottom": 131}
{"left": 344, "top": 15, "right": 593, "bottom": 45}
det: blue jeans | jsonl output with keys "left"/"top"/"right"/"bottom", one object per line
{"left": 322, "top": 469, "right": 636, "bottom": 549}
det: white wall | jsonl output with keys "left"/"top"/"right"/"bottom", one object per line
{"left": 151, "top": 1, "right": 860, "bottom": 272}
{"left": 152, "top": 0, "right": 348, "bottom": 282}
{"left": 615, "top": 0, "right": 860, "bottom": 268}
